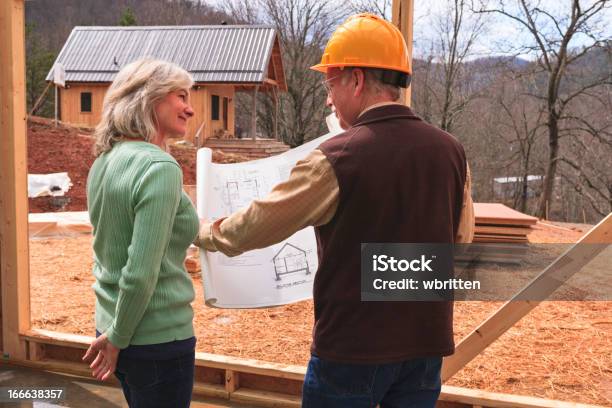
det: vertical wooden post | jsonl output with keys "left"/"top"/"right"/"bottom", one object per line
{"left": 392, "top": 0, "right": 414, "bottom": 107}
{"left": 0, "top": 0, "right": 30, "bottom": 360}
{"left": 27, "top": 340, "right": 45, "bottom": 361}
{"left": 54, "top": 84, "right": 58, "bottom": 126}
{"left": 251, "top": 85, "right": 259, "bottom": 140}
{"left": 273, "top": 87, "right": 279, "bottom": 141}
{"left": 225, "top": 369, "right": 239, "bottom": 393}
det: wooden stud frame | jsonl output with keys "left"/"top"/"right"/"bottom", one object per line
{"left": 443, "top": 213, "right": 612, "bottom": 381}
{"left": 0, "top": 0, "right": 30, "bottom": 361}
{"left": 2, "top": 1, "right": 611, "bottom": 407}
{"left": 9, "top": 328, "right": 606, "bottom": 408}
{"left": 392, "top": 0, "right": 414, "bottom": 106}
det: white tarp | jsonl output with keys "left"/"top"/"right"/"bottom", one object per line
{"left": 28, "top": 172, "right": 72, "bottom": 198}
{"left": 53, "top": 63, "right": 66, "bottom": 87}
{"left": 197, "top": 114, "right": 342, "bottom": 308}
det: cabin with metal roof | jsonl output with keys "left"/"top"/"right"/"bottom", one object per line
{"left": 46, "top": 25, "right": 287, "bottom": 144}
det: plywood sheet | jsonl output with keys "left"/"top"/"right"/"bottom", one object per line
{"left": 474, "top": 225, "right": 532, "bottom": 236}
{"left": 475, "top": 203, "right": 538, "bottom": 226}
{"left": 473, "top": 235, "right": 529, "bottom": 243}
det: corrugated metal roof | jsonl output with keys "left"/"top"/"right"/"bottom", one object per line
{"left": 46, "top": 25, "right": 279, "bottom": 84}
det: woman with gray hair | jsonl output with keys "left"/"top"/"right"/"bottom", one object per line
{"left": 82, "top": 58, "right": 197, "bottom": 407}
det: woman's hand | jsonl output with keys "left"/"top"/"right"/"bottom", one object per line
{"left": 82, "top": 333, "right": 120, "bottom": 381}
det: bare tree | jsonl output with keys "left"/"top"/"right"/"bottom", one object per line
{"left": 346, "top": 0, "right": 485, "bottom": 134}
{"left": 225, "top": 0, "right": 347, "bottom": 146}
{"left": 494, "top": 76, "right": 547, "bottom": 213}
{"left": 411, "top": 54, "right": 436, "bottom": 123}
{"left": 560, "top": 140, "right": 611, "bottom": 218}
{"left": 135, "top": 0, "right": 228, "bottom": 25}
{"left": 557, "top": 46, "right": 612, "bottom": 219}
{"left": 224, "top": 0, "right": 259, "bottom": 24}
{"left": 474, "top": 0, "right": 612, "bottom": 219}
{"left": 432, "top": 0, "right": 486, "bottom": 133}
{"left": 347, "top": 0, "right": 392, "bottom": 18}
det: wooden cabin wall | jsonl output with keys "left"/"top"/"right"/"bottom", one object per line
{"left": 204, "top": 85, "right": 235, "bottom": 141}
{"left": 185, "top": 87, "right": 207, "bottom": 145}
{"left": 184, "top": 85, "right": 236, "bottom": 145}
{"left": 59, "top": 84, "right": 106, "bottom": 128}
{"left": 58, "top": 83, "right": 236, "bottom": 145}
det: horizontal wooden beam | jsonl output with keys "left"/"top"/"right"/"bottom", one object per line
{"left": 440, "top": 386, "right": 604, "bottom": 408}
{"left": 24, "top": 328, "right": 306, "bottom": 379}
{"left": 192, "top": 383, "right": 228, "bottom": 400}
{"left": 0, "top": 357, "right": 230, "bottom": 401}
{"left": 23, "top": 328, "right": 90, "bottom": 348}
{"left": 13, "top": 328, "right": 604, "bottom": 408}
{"left": 196, "top": 352, "right": 305, "bottom": 381}
{"left": 263, "top": 78, "right": 279, "bottom": 87}
{"left": 232, "top": 388, "right": 301, "bottom": 408}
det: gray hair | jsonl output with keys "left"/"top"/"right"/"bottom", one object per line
{"left": 93, "top": 58, "right": 193, "bottom": 157}
{"left": 340, "top": 67, "right": 404, "bottom": 101}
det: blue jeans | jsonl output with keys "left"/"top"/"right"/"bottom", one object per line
{"left": 114, "top": 351, "right": 195, "bottom": 408}
{"left": 302, "top": 355, "right": 442, "bottom": 408}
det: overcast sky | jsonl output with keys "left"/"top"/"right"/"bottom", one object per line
{"left": 213, "top": 0, "right": 611, "bottom": 60}
{"left": 410, "top": 0, "right": 612, "bottom": 59}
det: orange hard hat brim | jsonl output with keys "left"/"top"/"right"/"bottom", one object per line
{"left": 310, "top": 62, "right": 411, "bottom": 75}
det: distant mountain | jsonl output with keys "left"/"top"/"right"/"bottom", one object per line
{"left": 470, "top": 55, "right": 530, "bottom": 69}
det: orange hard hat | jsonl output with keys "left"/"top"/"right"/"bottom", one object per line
{"left": 311, "top": 13, "right": 411, "bottom": 75}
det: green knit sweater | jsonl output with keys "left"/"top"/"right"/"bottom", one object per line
{"left": 87, "top": 141, "right": 199, "bottom": 349}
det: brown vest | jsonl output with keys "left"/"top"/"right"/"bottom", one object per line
{"left": 313, "top": 104, "right": 467, "bottom": 363}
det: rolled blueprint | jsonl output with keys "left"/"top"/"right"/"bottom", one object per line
{"left": 196, "top": 114, "right": 341, "bottom": 308}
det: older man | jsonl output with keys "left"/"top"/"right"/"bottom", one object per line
{"left": 196, "top": 13, "right": 474, "bottom": 408}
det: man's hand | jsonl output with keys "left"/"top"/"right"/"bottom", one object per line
{"left": 82, "top": 333, "right": 120, "bottom": 381}
{"left": 193, "top": 219, "right": 220, "bottom": 252}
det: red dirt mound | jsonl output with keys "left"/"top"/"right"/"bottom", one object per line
{"left": 27, "top": 117, "right": 95, "bottom": 213}
{"left": 27, "top": 117, "right": 250, "bottom": 213}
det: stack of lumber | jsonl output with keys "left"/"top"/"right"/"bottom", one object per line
{"left": 455, "top": 203, "right": 540, "bottom": 265}
{"left": 474, "top": 203, "right": 538, "bottom": 243}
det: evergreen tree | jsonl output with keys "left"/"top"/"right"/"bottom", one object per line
{"left": 26, "top": 23, "right": 56, "bottom": 117}
{"left": 119, "top": 7, "right": 137, "bottom": 26}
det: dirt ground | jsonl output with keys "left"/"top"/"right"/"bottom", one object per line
{"left": 27, "top": 118, "right": 95, "bottom": 212}
{"left": 29, "top": 223, "right": 612, "bottom": 406}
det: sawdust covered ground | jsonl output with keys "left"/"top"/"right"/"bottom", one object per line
{"left": 29, "top": 223, "right": 612, "bottom": 406}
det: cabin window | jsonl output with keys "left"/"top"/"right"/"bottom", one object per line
{"left": 211, "top": 94, "right": 220, "bottom": 120}
{"left": 80, "top": 92, "right": 92, "bottom": 113}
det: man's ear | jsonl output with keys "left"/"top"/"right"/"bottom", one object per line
{"left": 353, "top": 69, "right": 365, "bottom": 97}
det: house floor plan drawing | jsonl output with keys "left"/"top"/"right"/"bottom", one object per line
{"left": 196, "top": 115, "right": 342, "bottom": 308}
{"left": 225, "top": 179, "right": 259, "bottom": 212}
